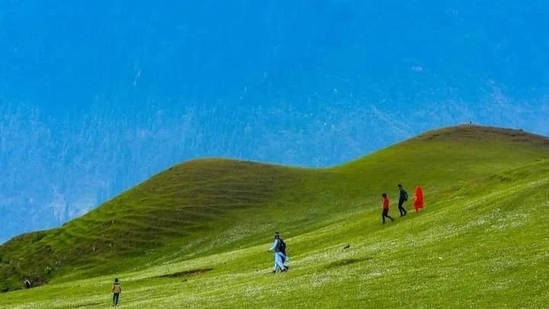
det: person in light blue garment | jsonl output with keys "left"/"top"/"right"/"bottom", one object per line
{"left": 268, "top": 232, "right": 288, "bottom": 273}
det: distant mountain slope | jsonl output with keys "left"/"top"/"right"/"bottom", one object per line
{"left": 1, "top": 0, "right": 549, "bottom": 243}
{"left": 0, "top": 125, "right": 548, "bottom": 292}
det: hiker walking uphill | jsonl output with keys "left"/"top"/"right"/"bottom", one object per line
{"left": 24, "top": 278, "right": 31, "bottom": 289}
{"left": 268, "top": 232, "right": 288, "bottom": 273}
{"left": 397, "top": 184, "right": 408, "bottom": 216}
{"left": 413, "top": 185, "right": 425, "bottom": 212}
{"left": 381, "top": 193, "right": 394, "bottom": 224}
{"left": 111, "top": 278, "right": 122, "bottom": 306}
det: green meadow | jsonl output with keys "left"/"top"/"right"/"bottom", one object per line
{"left": 1, "top": 125, "right": 549, "bottom": 308}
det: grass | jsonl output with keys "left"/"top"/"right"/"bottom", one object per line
{"left": 1, "top": 124, "right": 549, "bottom": 308}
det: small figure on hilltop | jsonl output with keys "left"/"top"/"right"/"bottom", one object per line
{"left": 24, "top": 278, "right": 31, "bottom": 289}
{"left": 268, "top": 232, "right": 288, "bottom": 273}
{"left": 111, "top": 278, "right": 122, "bottom": 306}
{"left": 381, "top": 193, "right": 394, "bottom": 224}
{"left": 413, "top": 185, "right": 425, "bottom": 212}
{"left": 397, "top": 184, "right": 408, "bottom": 216}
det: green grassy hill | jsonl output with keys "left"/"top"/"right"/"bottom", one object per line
{"left": 1, "top": 124, "right": 549, "bottom": 308}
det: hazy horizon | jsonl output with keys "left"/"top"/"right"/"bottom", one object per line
{"left": 1, "top": 0, "right": 548, "bottom": 242}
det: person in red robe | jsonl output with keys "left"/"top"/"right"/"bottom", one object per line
{"left": 381, "top": 193, "right": 394, "bottom": 224}
{"left": 413, "top": 186, "right": 424, "bottom": 212}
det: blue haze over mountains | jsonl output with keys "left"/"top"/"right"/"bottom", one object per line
{"left": 0, "top": 0, "right": 548, "bottom": 242}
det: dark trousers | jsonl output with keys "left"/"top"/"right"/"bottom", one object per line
{"left": 382, "top": 209, "right": 394, "bottom": 224}
{"left": 398, "top": 199, "right": 407, "bottom": 216}
{"left": 113, "top": 293, "right": 120, "bottom": 305}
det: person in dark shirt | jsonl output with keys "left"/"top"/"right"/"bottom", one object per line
{"left": 397, "top": 184, "right": 408, "bottom": 216}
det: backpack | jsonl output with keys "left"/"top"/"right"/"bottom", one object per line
{"left": 113, "top": 283, "right": 121, "bottom": 293}
{"left": 277, "top": 239, "right": 287, "bottom": 254}
{"left": 403, "top": 191, "right": 408, "bottom": 201}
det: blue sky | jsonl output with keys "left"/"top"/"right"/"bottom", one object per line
{"left": 1, "top": 0, "right": 548, "bottom": 242}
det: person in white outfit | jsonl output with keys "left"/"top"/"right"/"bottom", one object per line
{"left": 268, "top": 232, "right": 288, "bottom": 273}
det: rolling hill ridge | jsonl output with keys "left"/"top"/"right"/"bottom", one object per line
{"left": 1, "top": 124, "right": 548, "bottom": 294}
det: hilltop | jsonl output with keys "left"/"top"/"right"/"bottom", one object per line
{"left": 0, "top": 124, "right": 548, "bottom": 295}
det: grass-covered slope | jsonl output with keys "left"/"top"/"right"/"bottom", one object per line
{"left": 0, "top": 160, "right": 307, "bottom": 290}
{"left": 0, "top": 124, "right": 548, "bottom": 305}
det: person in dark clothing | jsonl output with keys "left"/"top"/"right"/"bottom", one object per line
{"left": 381, "top": 193, "right": 394, "bottom": 224}
{"left": 397, "top": 184, "right": 408, "bottom": 216}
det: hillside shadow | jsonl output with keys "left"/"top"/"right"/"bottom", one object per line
{"left": 156, "top": 267, "right": 213, "bottom": 279}
{"left": 326, "top": 256, "right": 373, "bottom": 269}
